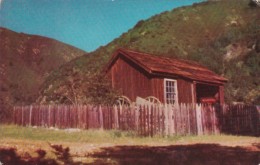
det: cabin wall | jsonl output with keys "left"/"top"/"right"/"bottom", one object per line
{"left": 108, "top": 56, "right": 152, "bottom": 101}
{"left": 150, "top": 78, "right": 164, "bottom": 101}
{"left": 150, "top": 78, "right": 193, "bottom": 104}
{"left": 177, "top": 79, "right": 193, "bottom": 104}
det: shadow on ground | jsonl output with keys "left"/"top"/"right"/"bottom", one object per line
{"left": 89, "top": 143, "right": 260, "bottom": 165}
{"left": 0, "top": 143, "right": 259, "bottom": 165}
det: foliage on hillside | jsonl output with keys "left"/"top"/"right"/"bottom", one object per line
{"left": 40, "top": 0, "right": 260, "bottom": 104}
{"left": 0, "top": 27, "right": 86, "bottom": 122}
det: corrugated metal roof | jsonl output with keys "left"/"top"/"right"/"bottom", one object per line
{"left": 106, "top": 48, "right": 227, "bottom": 84}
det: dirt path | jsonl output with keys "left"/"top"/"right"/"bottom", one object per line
{"left": 1, "top": 138, "right": 259, "bottom": 164}
{"left": 89, "top": 143, "right": 260, "bottom": 165}
{"left": 1, "top": 137, "right": 259, "bottom": 156}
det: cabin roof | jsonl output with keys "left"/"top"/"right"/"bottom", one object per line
{"left": 106, "top": 48, "right": 228, "bottom": 84}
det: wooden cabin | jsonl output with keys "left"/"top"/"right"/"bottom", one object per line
{"left": 105, "top": 48, "right": 228, "bottom": 104}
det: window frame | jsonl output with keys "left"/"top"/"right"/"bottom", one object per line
{"left": 164, "top": 78, "right": 178, "bottom": 104}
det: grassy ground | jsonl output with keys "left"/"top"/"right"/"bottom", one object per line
{"left": 0, "top": 124, "right": 259, "bottom": 164}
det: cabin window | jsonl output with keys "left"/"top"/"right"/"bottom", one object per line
{"left": 164, "top": 79, "right": 178, "bottom": 104}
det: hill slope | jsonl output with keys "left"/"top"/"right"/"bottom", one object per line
{"left": 39, "top": 0, "right": 260, "bottom": 104}
{"left": 0, "top": 27, "right": 86, "bottom": 120}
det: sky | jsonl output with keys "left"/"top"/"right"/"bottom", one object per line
{"left": 0, "top": 0, "right": 204, "bottom": 52}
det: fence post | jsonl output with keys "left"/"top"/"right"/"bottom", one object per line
{"left": 196, "top": 104, "right": 203, "bottom": 135}
{"left": 13, "top": 106, "right": 16, "bottom": 125}
{"left": 29, "top": 105, "right": 32, "bottom": 126}
{"left": 22, "top": 106, "right": 24, "bottom": 126}
{"left": 148, "top": 104, "right": 151, "bottom": 136}
{"left": 213, "top": 106, "right": 219, "bottom": 134}
{"left": 48, "top": 105, "right": 51, "bottom": 127}
{"left": 256, "top": 106, "right": 260, "bottom": 136}
{"left": 175, "top": 103, "right": 180, "bottom": 135}
{"left": 164, "top": 104, "right": 168, "bottom": 136}
{"left": 99, "top": 105, "right": 104, "bottom": 130}
{"left": 113, "top": 105, "right": 119, "bottom": 129}
{"left": 187, "top": 103, "right": 190, "bottom": 135}
{"left": 134, "top": 103, "right": 139, "bottom": 133}
{"left": 168, "top": 104, "right": 174, "bottom": 135}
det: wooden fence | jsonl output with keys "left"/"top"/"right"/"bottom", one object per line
{"left": 13, "top": 104, "right": 260, "bottom": 136}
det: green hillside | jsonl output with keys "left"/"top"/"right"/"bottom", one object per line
{"left": 39, "top": 0, "right": 260, "bottom": 105}
{"left": 0, "top": 27, "right": 86, "bottom": 121}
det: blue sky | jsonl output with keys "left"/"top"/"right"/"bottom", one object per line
{"left": 0, "top": 0, "right": 204, "bottom": 52}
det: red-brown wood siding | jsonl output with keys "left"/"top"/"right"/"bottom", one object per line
{"left": 109, "top": 56, "right": 152, "bottom": 101}
{"left": 150, "top": 78, "right": 164, "bottom": 101}
{"left": 192, "top": 82, "right": 197, "bottom": 104}
{"left": 176, "top": 79, "right": 193, "bottom": 104}
{"left": 219, "top": 85, "right": 224, "bottom": 104}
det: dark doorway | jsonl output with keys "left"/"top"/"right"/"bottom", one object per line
{"left": 196, "top": 83, "right": 219, "bottom": 104}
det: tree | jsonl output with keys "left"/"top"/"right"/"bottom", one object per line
{"left": 255, "top": 38, "right": 260, "bottom": 53}
{"left": 249, "top": 0, "right": 260, "bottom": 7}
{"left": 38, "top": 71, "right": 119, "bottom": 105}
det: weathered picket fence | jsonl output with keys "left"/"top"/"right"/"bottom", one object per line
{"left": 13, "top": 104, "right": 259, "bottom": 136}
